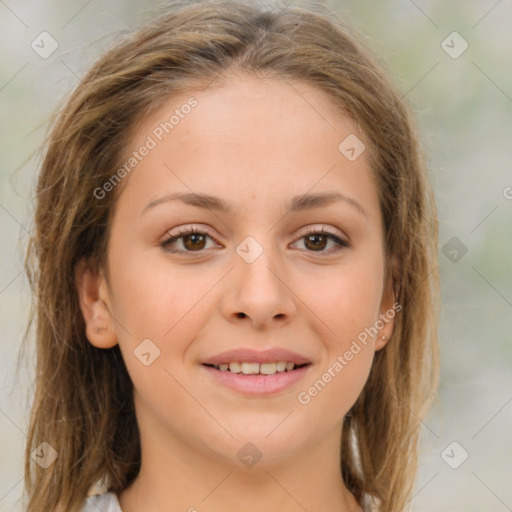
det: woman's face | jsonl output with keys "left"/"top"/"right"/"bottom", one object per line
{"left": 79, "top": 73, "right": 396, "bottom": 468}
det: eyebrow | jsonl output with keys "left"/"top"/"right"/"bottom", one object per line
{"left": 141, "top": 191, "right": 367, "bottom": 219}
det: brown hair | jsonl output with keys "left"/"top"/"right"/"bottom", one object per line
{"left": 22, "top": 1, "right": 440, "bottom": 511}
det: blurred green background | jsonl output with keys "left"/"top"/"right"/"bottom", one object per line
{"left": 1, "top": 1, "right": 511, "bottom": 510}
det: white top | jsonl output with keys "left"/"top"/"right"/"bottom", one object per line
{"left": 81, "top": 492, "right": 122, "bottom": 511}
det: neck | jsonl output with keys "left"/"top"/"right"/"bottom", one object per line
{"left": 118, "top": 430, "right": 362, "bottom": 512}
{"left": 118, "top": 395, "right": 362, "bottom": 512}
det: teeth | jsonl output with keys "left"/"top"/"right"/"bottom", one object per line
{"left": 213, "top": 360, "right": 299, "bottom": 375}
{"left": 260, "top": 362, "right": 276, "bottom": 375}
{"left": 228, "top": 362, "right": 241, "bottom": 373}
{"left": 276, "top": 361, "right": 287, "bottom": 372}
{"left": 241, "top": 362, "right": 260, "bottom": 374}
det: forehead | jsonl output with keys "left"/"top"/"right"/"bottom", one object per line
{"left": 115, "top": 74, "right": 380, "bottom": 221}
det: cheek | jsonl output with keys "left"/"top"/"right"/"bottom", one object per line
{"left": 297, "top": 338, "right": 375, "bottom": 421}
{"left": 297, "top": 253, "right": 382, "bottom": 410}
{"left": 309, "top": 256, "right": 384, "bottom": 341}
{"left": 108, "top": 241, "right": 209, "bottom": 337}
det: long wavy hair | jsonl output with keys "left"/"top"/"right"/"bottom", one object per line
{"left": 21, "top": 1, "right": 440, "bottom": 511}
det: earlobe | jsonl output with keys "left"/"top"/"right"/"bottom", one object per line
{"left": 74, "top": 257, "right": 118, "bottom": 349}
{"left": 375, "top": 333, "right": 389, "bottom": 351}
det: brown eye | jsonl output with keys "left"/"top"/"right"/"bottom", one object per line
{"left": 161, "top": 228, "right": 217, "bottom": 253}
{"left": 182, "top": 233, "right": 207, "bottom": 250}
{"left": 304, "top": 233, "right": 329, "bottom": 251}
{"left": 294, "top": 228, "right": 350, "bottom": 253}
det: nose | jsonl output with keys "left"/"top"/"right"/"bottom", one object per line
{"left": 220, "top": 245, "right": 297, "bottom": 329}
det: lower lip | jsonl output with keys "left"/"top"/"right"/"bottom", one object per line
{"left": 202, "top": 364, "right": 312, "bottom": 396}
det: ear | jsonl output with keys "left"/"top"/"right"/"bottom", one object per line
{"left": 75, "top": 257, "right": 118, "bottom": 349}
{"left": 375, "top": 254, "right": 400, "bottom": 351}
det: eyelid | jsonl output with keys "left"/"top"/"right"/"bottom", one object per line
{"left": 161, "top": 224, "right": 219, "bottom": 246}
{"left": 163, "top": 223, "right": 212, "bottom": 239}
{"left": 298, "top": 224, "right": 348, "bottom": 242}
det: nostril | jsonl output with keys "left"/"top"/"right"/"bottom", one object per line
{"left": 236, "top": 312, "right": 246, "bottom": 319}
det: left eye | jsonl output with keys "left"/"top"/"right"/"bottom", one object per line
{"left": 293, "top": 229, "right": 349, "bottom": 252}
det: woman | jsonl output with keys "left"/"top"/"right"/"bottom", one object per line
{"left": 22, "top": 1, "right": 440, "bottom": 511}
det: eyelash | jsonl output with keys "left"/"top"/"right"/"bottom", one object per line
{"left": 160, "top": 225, "right": 350, "bottom": 255}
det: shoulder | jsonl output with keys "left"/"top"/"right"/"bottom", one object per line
{"left": 80, "top": 492, "right": 122, "bottom": 512}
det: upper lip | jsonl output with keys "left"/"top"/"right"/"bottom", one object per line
{"left": 202, "top": 348, "right": 312, "bottom": 366}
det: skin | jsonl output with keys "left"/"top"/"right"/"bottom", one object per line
{"left": 76, "top": 72, "right": 397, "bottom": 512}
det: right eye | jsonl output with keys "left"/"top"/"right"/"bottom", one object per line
{"left": 160, "top": 226, "right": 219, "bottom": 254}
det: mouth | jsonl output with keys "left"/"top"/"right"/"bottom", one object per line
{"left": 202, "top": 361, "right": 311, "bottom": 375}
{"left": 201, "top": 347, "right": 313, "bottom": 395}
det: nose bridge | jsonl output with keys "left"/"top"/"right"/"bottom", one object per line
{"left": 236, "top": 233, "right": 286, "bottom": 299}
{"left": 223, "top": 233, "right": 297, "bottom": 327}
